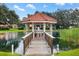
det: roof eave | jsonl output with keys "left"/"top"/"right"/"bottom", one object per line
{"left": 22, "top": 21, "right": 57, "bottom": 24}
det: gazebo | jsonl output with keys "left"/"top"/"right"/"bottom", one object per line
{"left": 22, "top": 13, "right": 58, "bottom": 55}
{"left": 22, "top": 13, "right": 57, "bottom": 35}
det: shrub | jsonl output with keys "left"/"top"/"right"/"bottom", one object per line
{"left": 55, "top": 28, "right": 79, "bottom": 50}
{"left": 0, "top": 39, "right": 20, "bottom": 52}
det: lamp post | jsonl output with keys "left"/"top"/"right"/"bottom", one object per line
{"left": 57, "top": 44, "right": 59, "bottom": 53}
{"left": 11, "top": 44, "right": 14, "bottom": 54}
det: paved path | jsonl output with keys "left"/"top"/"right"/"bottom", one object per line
{"left": 25, "top": 33, "right": 51, "bottom": 56}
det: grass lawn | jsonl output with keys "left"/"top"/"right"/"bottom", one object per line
{"left": 0, "top": 51, "right": 20, "bottom": 56}
{"left": 0, "top": 29, "right": 25, "bottom": 33}
{"left": 55, "top": 48, "right": 79, "bottom": 56}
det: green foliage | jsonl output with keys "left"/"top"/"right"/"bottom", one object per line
{"left": 0, "top": 39, "right": 20, "bottom": 52}
{"left": 55, "top": 48, "right": 79, "bottom": 56}
{"left": 56, "top": 28, "right": 79, "bottom": 50}
{"left": 0, "top": 4, "right": 19, "bottom": 24}
{"left": 43, "top": 9, "right": 79, "bottom": 29}
{"left": 18, "top": 23, "right": 25, "bottom": 30}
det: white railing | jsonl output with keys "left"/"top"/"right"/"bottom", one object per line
{"left": 45, "top": 32, "right": 55, "bottom": 39}
{"left": 22, "top": 32, "right": 32, "bottom": 39}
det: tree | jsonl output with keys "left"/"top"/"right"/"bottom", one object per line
{"left": 51, "top": 9, "right": 79, "bottom": 28}
{"left": 0, "top": 4, "right": 19, "bottom": 24}
{"left": 42, "top": 8, "right": 79, "bottom": 29}
{"left": 8, "top": 10, "right": 19, "bottom": 24}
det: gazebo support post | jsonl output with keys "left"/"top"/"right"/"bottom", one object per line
{"left": 25, "top": 24, "right": 28, "bottom": 34}
{"left": 25, "top": 24, "right": 27, "bottom": 30}
{"left": 32, "top": 23, "right": 35, "bottom": 39}
{"left": 50, "top": 24, "right": 52, "bottom": 35}
{"left": 43, "top": 23, "right": 46, "bottom": 32}
{"left": 43, "top": 23, "right": 46, "bottom": 37}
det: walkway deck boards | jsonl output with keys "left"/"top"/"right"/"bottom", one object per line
{"left": 25, "top": 34, "right": 51, "bottom": 56}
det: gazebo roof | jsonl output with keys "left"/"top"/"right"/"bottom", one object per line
{"left": 22, "top": 13, "right": 57, "bottom": 24}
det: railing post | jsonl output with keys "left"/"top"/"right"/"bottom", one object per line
{"left": 51, "top": 39, "right": 53, "bottom": 55}
{"left": 23, "top": 39, "right": 25, "bottom": 55}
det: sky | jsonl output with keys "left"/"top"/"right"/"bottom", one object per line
{"left": 5, "top": 3, "right": 79, "bottom": 20}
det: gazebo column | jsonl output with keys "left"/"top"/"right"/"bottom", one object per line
{"left": 43, "top": 23, "right": 46, "bottom": 32}
{"left": 25, "top": 24, "right": 27, "bottom": 30}
{"left": 25, "top": 24, "right": 28, "bottom": 34}
{"left": 50, "top": 24, "right": 53, "bottom": 35}
{"left": 32, "top": 23, "right": 35, "bottom": 39}
{"left": 43, "top": 23, "right": 46, "bottom": 37}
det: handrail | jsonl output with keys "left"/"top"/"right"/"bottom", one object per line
{"left": 22, "top": 32, "right": 33, "bottom": 55}
{"left": 22, "top": 32, "right": 32, "bottom": 39}
{"left": 45, "top": 32, "right": 55, "bottom": 54}
{"left": 45, "top": 32, "right": 55, "bottom": 39}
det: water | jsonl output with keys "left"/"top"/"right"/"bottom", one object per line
{"left": 0, "top": 32, "right": 24, "bottom": 40}
{"left": 0, "top": 32, "right": 25, "bottom": 54}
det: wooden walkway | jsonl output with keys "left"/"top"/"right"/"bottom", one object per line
{"left": 25, "top": 33, "right": 51, "bottom": 56}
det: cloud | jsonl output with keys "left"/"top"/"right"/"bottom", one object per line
{"left": 26, "top": 4, "right": 36, "bottom": 9}
{"left": 55, "top": 3, "right": 65, "bottom": 6}
{"left": 14, "top": 5, "right": 25, "bottom": 11}
{"left": 43, "top": 4, "right": 48, "bottom": 8}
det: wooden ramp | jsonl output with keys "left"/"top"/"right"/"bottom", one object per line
{"left": 25, "top": 34, "right": 51, "bottom": 56}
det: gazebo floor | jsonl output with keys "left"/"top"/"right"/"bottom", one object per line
{"left": 25, "top": 34, "right": 51, "bottom": 56}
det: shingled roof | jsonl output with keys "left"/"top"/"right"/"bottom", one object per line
{"left": 22, "top": 13, "right": 57, "bottom": 24}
